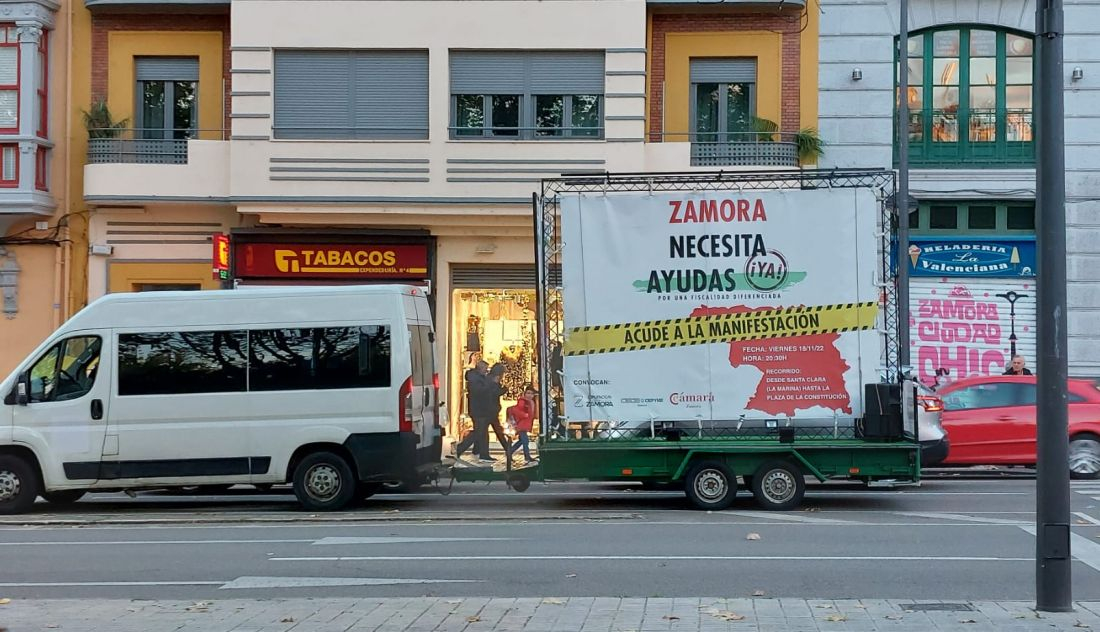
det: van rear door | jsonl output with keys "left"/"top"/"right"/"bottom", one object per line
{"left": 404, "top": 291, "right": 437, "bottom": 453}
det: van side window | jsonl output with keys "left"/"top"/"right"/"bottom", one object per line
{"left": 28, "top": 336, "right": 102, "bottom": 403}
{"left": 249, "top": 326, "right": 391, "bottom": 392}
{"left": 118, "top": 331, "right": 247, "bottom": 396}
{"left": 409, "top": 325, "right": 434, "bottom": 386}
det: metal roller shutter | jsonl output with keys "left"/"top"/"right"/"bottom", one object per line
{"left": 910, "top": 277, "right": 1037, "bottom": 387}
{"left": 136, "top": 57, "right": 200, "bottom": 82}
{"left": 450, "top": 51, "right": 604, "bottom": 95}
{"left": 353, "top": 51, "right": 429, "bottom": 139}
{"left": 274, "top": 51, "right": 351, "bottom": 139}
{"left": 451, "top": 264, "right": 562, "bottom": 289}
{"left": 689, "top": 58, "right": 757, "bottom": 83}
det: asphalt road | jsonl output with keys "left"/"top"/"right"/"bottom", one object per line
{"left": 2, "top": 478, "right": 1100, "bottom": 602}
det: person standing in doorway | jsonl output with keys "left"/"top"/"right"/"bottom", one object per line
{"left": 1003, "top": 355, "right": 1034, "bottom": 376}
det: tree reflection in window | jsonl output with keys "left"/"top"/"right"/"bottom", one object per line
{"left": 118, "top": 331, "right": 247, "bottom": 396}
{"left": 249, "top": 326, "right": 391, "bottom": 391}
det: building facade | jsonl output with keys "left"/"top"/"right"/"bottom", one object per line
{"left": 67, "top": 0, "right": 818, "bottom": 438}
{"left": 819, "top": 0, "right": 1100, "bottom": 381}
{"left": 0, "top": 0, "right": 70, "bottom": 376}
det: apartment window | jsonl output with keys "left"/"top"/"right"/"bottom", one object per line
{"left": 273, "top": 50, "right": 428, "bottom": 140}
{"left": 0, "top": 26, "right": 18, "bottom": 133}
{"left": 34, "top": 145, "right": 45, "bottom": 190}
{"left": 449, "top": 50, "right": 604, "bottom": 139}
{"left": 898, "top": 27, "right": 1033, "bottom": 166}
{"left": 135, "top": 57, "right": 198, "bottom": 140}
{"left": 689, "top": 58, "right": 757, "bottom": 142}
{"left": 35, "top": 30, "right": 46, "bottom": 138}
{"left": 0, "top": 144, "right": 17, "bottom": 186}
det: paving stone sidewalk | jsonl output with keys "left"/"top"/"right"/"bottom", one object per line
{"left": 3, "top": 597, "right": 1100, "bottom": 632}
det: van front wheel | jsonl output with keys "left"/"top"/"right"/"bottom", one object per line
{"left": 293, "top": 452, "right": 356, "bottom": 511}
{"left": 0, "top": 455, "right": 39, "bottom": 515}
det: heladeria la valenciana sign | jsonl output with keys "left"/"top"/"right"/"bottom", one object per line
{"left": 560, "top": 188, "right": 881, "bottom": 423}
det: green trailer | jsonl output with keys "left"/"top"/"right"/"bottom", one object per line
{"left": 447, "top": 170, "right": 921, "bottom": 511}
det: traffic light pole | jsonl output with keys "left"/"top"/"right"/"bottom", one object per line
{"left": 1034, "top": 0, "right": 1072, "bottom": 612}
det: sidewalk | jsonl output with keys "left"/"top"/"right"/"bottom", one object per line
{"left": 3, "top": 597, "right": 1099, "bottom": 631}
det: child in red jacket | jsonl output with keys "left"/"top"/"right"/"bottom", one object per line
{"left": 507, "top": 386, "right": 538, "bottom": 463}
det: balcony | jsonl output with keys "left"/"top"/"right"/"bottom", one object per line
{"left": 691, "top": 139, "right": 799, "bottom": 167}
{"left": 84, "top": 130, "right": 229, "bottom": 202}
{"left": 900, "top": 109, "right": 1034, "bottom": 167}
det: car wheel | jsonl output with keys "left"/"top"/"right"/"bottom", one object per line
{"left": 41, "top": 490, "right": 86, "bottom": 505}
{"left": 1070, "top": 435, "right": 1100, "bottom": 480}
{"left": 751, "top": 460, "right": 806, "bottom": 511}
{"left": 0, "top": 455, "right": 39, "bottom": 515}
{"left": 292, "top": 451, "right": 356, "bottom": 511}
{"left": 684, "top": 460, "right": 737, "bottom": 510}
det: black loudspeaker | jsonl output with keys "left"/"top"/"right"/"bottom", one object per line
{"left": 860, "top": 383, "right": 904, "bottom": 441}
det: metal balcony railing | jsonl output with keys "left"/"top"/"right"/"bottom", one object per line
{"left": 899, "top": 108, "right": 1034, "bottom": 166}
{"left": 86, "top": 129, "right": 226, "bottom": 165}
{"left": 660, "top": 132, "right": 802, "bottom": 168}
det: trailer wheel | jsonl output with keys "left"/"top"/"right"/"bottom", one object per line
{"left": 292, "top": 451, "right": 356, "bottom": 511}
{"left": 507, "top": 473, "right": 531, "bottom": 492}
{"left": 0, "top": 454, "right": 39, "bottom": 515}
{"left": 684, "top": 460, "right": 737, "bottom": 510}
{"left": 751, "top": 460, "right": 805, "bottom": 511}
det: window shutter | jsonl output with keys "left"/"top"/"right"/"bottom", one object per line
{"left": 274, "top": 50, "right": 351, "bottom": 139}
{"left": 353, "top": 51, "right": 428, "bottom": 139}
{"left": 449, "top": 51, "right": 527, "bottom": 94}
{"left": 689, "top": 58, "right": 757, "bottom": 84}
{"left": 0, "top": 47, "right": 17, "bottom": 84}
{"left": 529, "top": 51, "right": 604, "bottom": 94}
{"left": 135, "top": 57, "right": 199, "bottom": 82}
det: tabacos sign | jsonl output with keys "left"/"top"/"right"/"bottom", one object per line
{"left": 235, "top": 243, "right": 429, "bottom": 279}
{"left": 907, "top": 238, "right": 1037, "bottom": 278}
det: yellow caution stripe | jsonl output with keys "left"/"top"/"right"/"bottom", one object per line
{"left": 563, "top": 302, "right": 879, "bottom": 356}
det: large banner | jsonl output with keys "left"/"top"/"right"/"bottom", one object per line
{"left": 560, "top": 188, "right": 881, "bottom": 423}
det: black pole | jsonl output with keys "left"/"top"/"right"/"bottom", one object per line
{"left": 896, "top": 0, "right": 911, "bottom": 370}
{"left": 1034, "top": 0, "right": 1072, "bottom": 612}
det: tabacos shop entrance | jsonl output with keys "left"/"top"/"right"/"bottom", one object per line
{"left": 229, "top": 229, "right": 435, "bottom": 301}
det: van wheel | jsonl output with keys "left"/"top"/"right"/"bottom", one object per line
{"left": 684, "top": 460, "right": 736, "bottom": 510}
{"left": 1070, "top": 434, "right": 1100, "bottom": 480}
{"left": 42, "top": 490, "right": 86, "bottom": 505}
{"left": 751, "top": 460, "right": 806, "bottom": 511}
{"left": 0, "top": 455, "right": 39, "bottom": 515}
{"left": 293, "top": 452, "right": 356, "bottom": 511}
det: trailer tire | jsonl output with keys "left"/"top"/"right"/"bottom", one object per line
{"left": 292, "top": 451, "right": 356, "bottom": 511}
{"left": 507, "top": 473, "right": 531, "bottom": 492}
{"left": 684, "top": 460, "right": 737, "bottom": 510}
{"left": 751, "top": 460, "right": 805, "bottom": 511}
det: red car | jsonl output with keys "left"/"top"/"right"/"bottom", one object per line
{"left": 936, "top": 375, "right": 1100, "bottom": 478}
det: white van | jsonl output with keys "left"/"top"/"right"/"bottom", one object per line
{"left": 0, "top": 285, "right": 442, "bottom": 514}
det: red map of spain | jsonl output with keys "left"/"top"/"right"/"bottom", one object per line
{"left": 690, "top": 305, "right": 852, "bottom": 416}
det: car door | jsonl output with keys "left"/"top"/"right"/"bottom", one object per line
{"left": 11, "top": 332, "right": 110, "bottom": 488}
{"left": 940, "top": 381, "right": 1024, "bottom": 464}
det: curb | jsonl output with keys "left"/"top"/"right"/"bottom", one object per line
{"left": 0, "top": 511, "right": 644, "bottom": 527}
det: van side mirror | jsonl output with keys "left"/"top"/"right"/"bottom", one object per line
{"left": 15, "top": 378, "right": 28, "bottom": 406}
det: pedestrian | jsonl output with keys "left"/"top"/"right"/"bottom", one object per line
{"left": 483, "top": 364, "right": 510, "bottom": 459}
{"left": 1003, "top": 354, "right": 1033, "bottom": 376}
{"left": 507, "top": 386, "right": 538, "bottom": 464}
{"left": 454, "top": 360, "right": 493, "bottom": 463}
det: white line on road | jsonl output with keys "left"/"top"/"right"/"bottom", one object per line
{"left": 313, "top": 537, "right": 513, "bottom": 546}
{"left": 1075, "top": 512, "right": 1100, "bottom": 526}
{"left": 0, "top": 539, "right": 313, "bottom": 546}
{"left": 270, "top": 555, "right": 1032, "bottom": 562}
{"left": 719, "top": 511, "right": 853, "bottom": 524}
{"left": 1019, "top": 525, "right": 1100, "bottom": 573}
{"left": 892, "top": 512, "right": 1029, "bottom": 525}
{"left": 219, "top": 576, "right": 481, "bottom": 589}
{"left": 0, "top": 581, "right": 224, "bottom": 587}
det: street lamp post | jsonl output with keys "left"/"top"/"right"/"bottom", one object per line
{"left": 995, "top": 290, "right": 1027, "bottom": 357}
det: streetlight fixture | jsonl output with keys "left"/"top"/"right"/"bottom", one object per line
{"left": 995, "top": 290, "right": 1028, "bottom": 357}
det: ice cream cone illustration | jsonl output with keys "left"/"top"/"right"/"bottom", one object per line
{"left": 908, "top": 245, "right": 921, "bottom": 267}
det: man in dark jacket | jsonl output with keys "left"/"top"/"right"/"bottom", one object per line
{"left": 454, "top": 362, "right": 507, "bottom": 462}
{"left": 1003, "top": 355, "right": 1033, "bottom": 375}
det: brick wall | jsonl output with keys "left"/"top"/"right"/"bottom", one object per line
{"left": 648, "top": 11, "right": 803, "bottom": 141}
{"left": 90, "top": 14, "right": 231, "bottom": 131}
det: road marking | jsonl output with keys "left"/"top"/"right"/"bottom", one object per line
{"left": 892, "top": 512, "right": 1029, "bottom": 525}
{"left": 270, "top": 555, "right": 1031, "bottom": 562}
{"left": 1019, "top": 525, "right": 1100, "bottom": 573}
{"left": 0, "top": 581, "right": 224, "bottom": 587}
{"left": 219, "top": 576, "right": 480, "bottom": 589}
{"left": 0, "top": 539, "right": 312, "bottom": 546}
{"left": 313, "top": 537, "right": 513, "bottom": 546}
{"left": 720, "top": 511, "right": 852, "bottom": 524}
{"left": 1075, "top": 512, "right": 1100, "bottom": 526}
